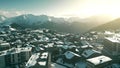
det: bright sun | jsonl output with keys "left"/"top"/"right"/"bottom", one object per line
{"left": 70, "top": 0, "right": 120, "bottom": 18}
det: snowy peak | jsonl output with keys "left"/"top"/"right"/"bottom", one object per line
{"left": 15, "top": 14, "right": 50, "bottom": 23}
{"left": 4, "top": 14, "right": 68, "bottom": 25}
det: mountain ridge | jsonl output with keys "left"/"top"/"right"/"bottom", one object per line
{"left": 0, "top": 14, "right": 116, "bottom": 33}
{"left": 90, "top": 18, "right": 120, "bottom": 31}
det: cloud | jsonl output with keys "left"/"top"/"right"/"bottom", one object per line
{"left": 0, "top": 10, "right": 27, "bottom": 17}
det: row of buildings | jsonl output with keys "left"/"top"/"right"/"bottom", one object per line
{"left": 0, "top": 25, "right": 119, "bottom": 68}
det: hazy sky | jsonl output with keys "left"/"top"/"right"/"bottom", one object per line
{"left": 0, "top": 0, "right": 120, "bottom": 18}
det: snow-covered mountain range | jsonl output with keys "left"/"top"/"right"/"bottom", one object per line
{"left": 0, "top": 14, "right": 115, "bottom": 33}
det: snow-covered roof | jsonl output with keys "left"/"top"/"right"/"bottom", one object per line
{"left": 40, "top": 52, "right": 48, "bottom": 59}
{"left": 64, "top": 51, "right": 81, "bottom": 59}
{"left": 104, "top": 31, "right": 115, "bottom": 35}
{"left": 80, "top": 41, "right": 93, "bottom": 48}
{"left": 81, "top": 45, "right": 93, "bottom": 49}
{"left": 105, "top": 37, "right": 120, "bottom": 43}
{"left": 81, "top": 41, "right": 90, "bottom": 46}
{"left": 0, "top": 47, "right": 32, "bottom": 56}
{"left": 62, "top": 45, "right": 76, "bottom": 49}
{"left": 47, "top": 43, "right": 54, "bottom": 47}
{"left": 36, "top": 52, "right": 48, "bottom": 66}
{"left": 55, "top": 41, "right": 64, "bottom": 44}
{"left": 10, "top": 28, "right": 16, "bottom": 31}
{"left": 56, "top": 45, "right": 63, "bottom": 47}
{"left": 31, "top": 30, "right": 43, "bottom": 33}
{"left": 26, "top": 53, "right": 40, "bottom": 67}
{"left": 62, "top": 45, "right": 68, "bottom": 49}
{"left": 82, "top": 49, "right": 101, "bottom": 58}
{"left": 64, "top": 42, "right": 73, "bottom": 45}
{"left": 87, "top": 55, "right": 112, "bottom": 65}
{"left": 38, "top": 61, "right": 47, "bottom": 66}
{"left": 17, "top": 47, "right": 32, "bottom": 52}
{"left": 0, "top": 42, "right": 10, "bottom": 46}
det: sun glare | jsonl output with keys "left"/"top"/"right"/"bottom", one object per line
{"left": 70, "top": 0, "right": 120, "bottom": 18}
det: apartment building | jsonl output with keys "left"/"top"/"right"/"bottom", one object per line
{"left": 0, "top": 47, "right": 32, "bottom": 68}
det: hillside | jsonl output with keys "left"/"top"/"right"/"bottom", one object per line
{"left": 91, "top": 18, "right": 120, "bottom": 31}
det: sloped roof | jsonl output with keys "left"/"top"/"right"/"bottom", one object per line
{"left": 82, "top": 49, "right": 101, "bottom": 58}
{"left": 64, "top": 51, "right": 81, "bottom": 59}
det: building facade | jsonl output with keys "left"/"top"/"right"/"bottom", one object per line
{"left": 102, "top": 36, "right": 120, "bottom": 62}
{"left": 0, "top": 47, "right": 32, "bottom": 68}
